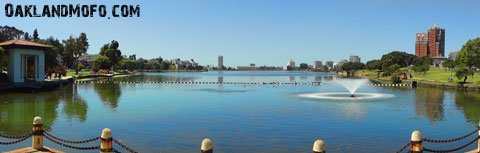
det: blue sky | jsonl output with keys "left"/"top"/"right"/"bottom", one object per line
{"left": 2, "top": 0, "right": 479, "bottom": 66}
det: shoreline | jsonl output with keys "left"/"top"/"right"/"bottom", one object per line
{"left": 365, "top": 76, "right": 480, "bottom": 92}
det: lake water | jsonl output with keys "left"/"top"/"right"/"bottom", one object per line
{"left": 1, "top": 71, "right": 479, "bottom": 152}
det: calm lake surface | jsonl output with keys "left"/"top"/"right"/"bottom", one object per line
{"left": 1, "top": 71, "right": 480, "bottom": 152}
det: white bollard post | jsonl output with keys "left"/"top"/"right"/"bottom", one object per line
{"left": 313, "top": 139, "right": 325, "bottom": 153}
{"left": 201, "top": 138, "right": 213, "bottom": 153}
{"left": 410, "top": 130, "right": 422, "bottom": 153}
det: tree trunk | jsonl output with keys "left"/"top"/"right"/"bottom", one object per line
{"left": 75, "top": 60, "right": 79, "bottom": 75}
{"left": 463, "top": 76, "right": 468, "bottom": 83}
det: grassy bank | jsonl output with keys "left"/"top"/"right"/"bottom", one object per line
{"left": 411, "top": 67, "right": 480, "bottom": 86}
{"left": 353, "top": 67, "right": 480, "bottom": 86}
{"left": 66, "top": 71, "right": 93, "bottom": 77}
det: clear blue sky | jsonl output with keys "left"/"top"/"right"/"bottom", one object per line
{"left": 2, "top": 0, "right": 479, "bottom": 66}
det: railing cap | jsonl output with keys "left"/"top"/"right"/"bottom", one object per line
{"left": 201, "top": 138, "right": 213, "bottom": 151}
{"left": 33, "top": 116, "right": 42, "bottom": 125}
{"left": 313, "top": 139, "right": 325, "bottom": 152}
{"left": 101, "top": 128, "right": 112, "bottom": 139}
{"left": 411, "top": 130, "right": 422, "bottom": 141}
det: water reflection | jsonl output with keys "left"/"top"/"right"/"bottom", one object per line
{"left": 314, "top": 76, "right": 322, "bottom": 82}
{"left": 0, "top": 92, "right": 59, "bottom": 134}
{"left": 454, "top": 91, "right": 480, "bottom": 124}
{"left": 94, "top": 82, "right": 122, "bottom": 109}
{"left": 61, "top": 84, "right": 88, "bottom": 122}
{"left": 414, "top": 87, "right": 444, "bottom": 122}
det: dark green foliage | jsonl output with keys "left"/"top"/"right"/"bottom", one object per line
{"left": 63, "top": 33, "right": 89, "bottom": 74}
{"left": 299, "top": 63, "right": 308, "bottom": 70}
{"left": 412, "top": 56, "right": 433, "bottom": 66}
{"left": 456, "top": 37, "right": 480, "bottom": 68}
{"left": 94, "top": 56, "right": 111, "bottom": 70}
{"left": 39, "top": 37, "right": 64, "bottom": 68}
{"left": 382, "top": 64, "right": 400, "bottom": 77}
{"left": 33, "top": 29, "right": 39, "bottom": 41}
{"left": 365, "top": 59, "right": 382, "bottom": 70}
{"left": 99, "top": 40, "right": 122, "bottom": 71}
{"left": 341, "top": 62, "right": 365, "bottom": 76}
{"left": 0, "top": 25, "right": 24, "bottom": 41}
{"left": 23, "top": 32, "right": 31, "bottom": 41}
{"left": 412, "top": 64, "right": 430, "bottom": 74}
{"left": 380, "top": 51, "right": 416, "bottom": 68}
{"left": 455, "top": 65, "right": 474, "bottom": 83}
{"left": 442, "top": 59, "right": 455, "bottom": 70}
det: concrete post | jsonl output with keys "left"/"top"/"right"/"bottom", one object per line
{"left": 313, "top": 139, "right": 325, "bottom": 153}
{"left": 410, "top": 130, "right": 423, "bottom": 153}
{"left": 32, "top": 116, "right": 43, "bottom": 149}
{"left": 201, "top": 138, "right": 213, "bottom": 153}
{"left": 100, "top": 128, "right": 113, "bottom": 153}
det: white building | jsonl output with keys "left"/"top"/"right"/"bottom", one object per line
{"left": 0, "top": 39, "right": 52, "bottom": 86}
{"left": 313, "top": 61, "right": 322, "bottom": 69}
{"left": 349, "top": 55, "right": 361, "bottom": 63}
{"left": 336, "top": 59, "right": 348, "bottom": 69}
{"left": 283, "top": 59, "right": 296, "bottom": 71}
{"left": 218, "top": 55, "right": 223, "bottom": 71}
{"left": 170, "top": 58, "right": 199, "bottom": 70}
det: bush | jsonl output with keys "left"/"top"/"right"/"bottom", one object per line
{"left": 382, "top": 64, "right": 400, "bottom": 76}
{"left": 94, "top": 56, "right": 111, "bottom": 70}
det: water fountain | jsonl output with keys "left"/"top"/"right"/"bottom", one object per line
{"left": 332, "top": 78, "right": 369, "bottom": 97}
{"left": 297, "top": 78, "right": 394, "bottom": 100}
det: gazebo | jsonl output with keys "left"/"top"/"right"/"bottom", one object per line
{"left": 0, "top": 39, "right": 52, "bottom": 87}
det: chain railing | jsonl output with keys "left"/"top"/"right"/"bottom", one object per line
{"left": 423, "top": 136, "right": 480, "bottom": 153}
{"left": 396, "top": 125, "right": 480, "bottom": 153}
{"left": 0, "top": 131, "right": 33, "bottom": 139}
{"left": 3, "top": 116, "right": 479, "bottom": 153}
{"left": 113, "top": 138, "right": 139, "bottom": 153}
{"left": 44, "top": 131, "right": 100, "bottom": 144}
{"left": 0, "top": 133, "right": 32, "bottom": 145}
{"left": 1, "top": 116, "right": 140, "bottom": 153}
{"left": 44, "top": 134, "right": 100, "bottom": 150}
{"left": 422, "top": 126, "right": 480, "bottom": 143}
{"left": 395, "top": 142, "right": 410, "bottom": 153}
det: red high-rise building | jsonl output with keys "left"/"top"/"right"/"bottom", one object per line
{"left": 415, "top": 25, "right": 445, "bottom": 57}
{"left": 415, "top": 33, "right": 428, "bottom": 57}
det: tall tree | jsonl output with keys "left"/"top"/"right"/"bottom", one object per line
{"left": 33, "top": 29, "right": 39, "bottom": 41}
{"left": 23, "top": 32, "right": 31, "bottom": 40}
{"left": 40, "top": 37, "right": 64, "bottom": 68}
{"left": 99, "top": 40, "right": 122, "bottom": 71}
{"left": 456, "top": 37, "right": 480, "bottom": 69}
{"left": 365, "top": 59, "right": 382, "bottom": 70}
{"left": 380, "top": 51, "right": 416, "bottom": 67}
{"left": 63, "top": 33, "right": 89, "bottom": 74}
{"left": 0, "top": 26, "right": 24, "bottom": 41}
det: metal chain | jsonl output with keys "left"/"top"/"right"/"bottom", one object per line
{"left": 44, "top": 134, "right": 100, "bottom": 150}
{"left": 395, "top": 142, "right": 410, "bottom": 153}
{"left": 423, "top": 136, "right": 480, "bottom": 152}
{"left": 44, "top": 131, "right": 99, "bottom": 144}
{"left": 0, "top": 131, "right": 33, "bottom": 139}
{"left": 423, "top": 126, "right": 480, "bottom": 143}
{"left": 0, "top": 134, "right": 32, "bottom": 145}
{"left": 113, "top": 138, "right": 139, "bottom": 153}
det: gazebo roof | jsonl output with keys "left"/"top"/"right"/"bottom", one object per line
{"left": 0, "top": 39, "right": 53, "bottom": 50}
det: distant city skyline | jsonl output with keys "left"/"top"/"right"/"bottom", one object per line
{"left": 2, "top": 0, "right": 480, "bottom": 66}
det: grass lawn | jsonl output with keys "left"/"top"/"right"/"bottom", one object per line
{"left": 412, "top": 67, "right": 480, "bottom": 86}
{"left": 66, "top": 71, "right": 93, "bottom": 77}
